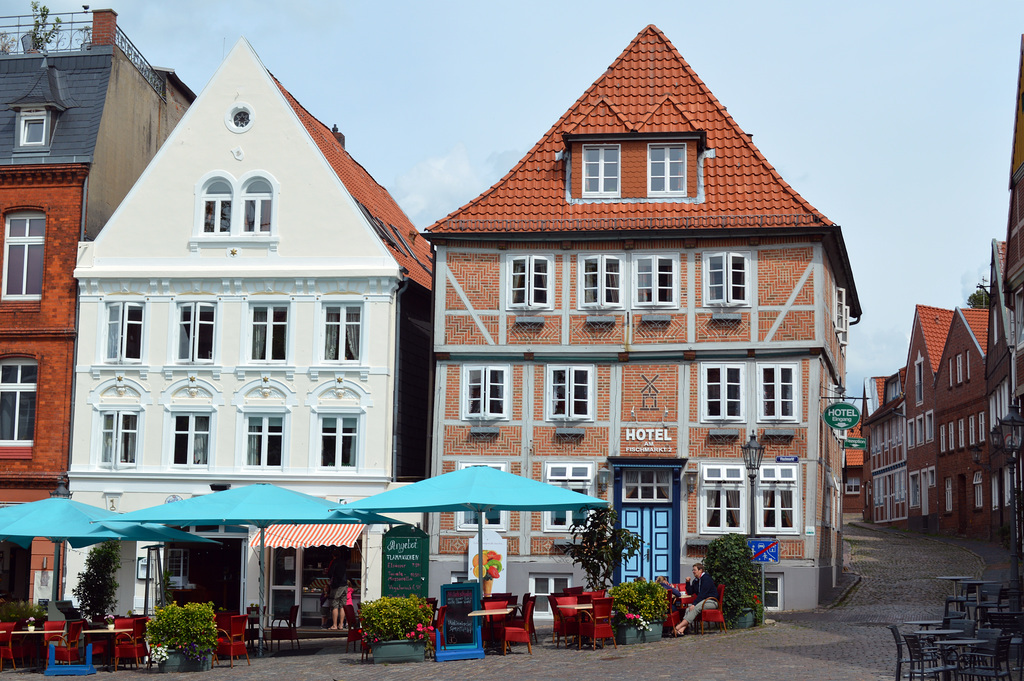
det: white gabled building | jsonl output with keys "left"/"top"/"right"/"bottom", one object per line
{"left": 67, "top": 39, "right": 432, "bottom": 619}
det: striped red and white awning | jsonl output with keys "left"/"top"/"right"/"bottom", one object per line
{"left": 254, "top": 524, "right": 364, "bottom": 549}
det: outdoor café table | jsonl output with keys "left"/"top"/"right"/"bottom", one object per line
{"left": 468, "top": 606, "right": 512, "bottom": 647}
{"left": 960, "top": 580, "right": 1001, "bottom": 619}
{"left": 82, "top": 628, "right": 132, "bottom": 670}
{"left": 9, "top": 629, "right": 48, "bottom": 668}
{"left": 904, "top": 620, "right": 943, "bottom": 629}
{"left": 915, "top": 629, "right": 962, "bottom": 641}
{"left": 934, "top": 639, "right": 985, "bottom": 680}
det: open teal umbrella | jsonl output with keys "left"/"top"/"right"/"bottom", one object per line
{"left": 105, "top": 483, "right": 401, "bottom": 654}
{"left": 338, "top": 466, "right": 608, "bottom": 589}
{"left": 0, "top": 497, "right": 216, "bottom": 616}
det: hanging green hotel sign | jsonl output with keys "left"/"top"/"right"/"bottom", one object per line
{"left": 845, "top": 437, "right": 867, "bottom": 449}
{"left": 821, "top": 403, "right": 861, "bottom": 430}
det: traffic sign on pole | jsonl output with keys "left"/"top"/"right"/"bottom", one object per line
{"left": 748, "top": 538, "right": 779, "bottom": 563}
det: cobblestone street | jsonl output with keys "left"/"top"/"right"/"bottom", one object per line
{"left": 8, "top": 521, "right": 999, "bottom": 680}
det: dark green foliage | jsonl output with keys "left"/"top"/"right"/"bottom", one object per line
{"left": 564, "top": 507, "right": 643, "bottom": 590}
{"left": 703, "top": 533, "right": 762, "bottom": 626}
{"left": 0, "top": 600, "right": 45, "bottom": 622}
{"left": 71, "top": 540, "right": 120, "bottom": 620}
{"left": 29, "top": 2, "right": 62, "bottom": 50}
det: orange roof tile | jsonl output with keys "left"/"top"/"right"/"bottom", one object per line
{"left": 915, "top": 305, "right": 955, "bottom": 366}
{"left": 428, "top": 25, "right": 832, "bottom": 235}
{"left": 276, "top": 80, "right": 433, "bottom": 289}
{"left": 845, "top": 450, "right": 864, "bottom": 467}
{"left": 961, "top": 308, "right": 989, "bottom": 352}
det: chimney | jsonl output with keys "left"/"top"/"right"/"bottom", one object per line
{"left": 91, "top": 8, "right": 117, "bottom": 46}
{"left": 331, "top": 124, "right": 345, "bottom": 149}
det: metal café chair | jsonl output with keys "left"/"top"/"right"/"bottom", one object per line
{"left": 888, "top": 625, "right": 911, "bottom": 681}
{"left": 904, "top": 632, "right": 958, "bottom": 680}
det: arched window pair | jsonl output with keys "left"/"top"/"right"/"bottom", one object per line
{"left": 199, "top": 174, "right": 276, "bottom": 236}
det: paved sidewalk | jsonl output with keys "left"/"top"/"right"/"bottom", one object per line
{"left": 11, "top": 521, "right": 1009, "bottom": 680}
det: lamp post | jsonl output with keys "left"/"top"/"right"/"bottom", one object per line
{"left": 48, "top": 476, "right": 71, "bottom": 621}
{"left": 741, "top": 433, "right": 766, "bottom": 538}
{"left": 999, "top": 404, "right": 1024, "bottom": 611}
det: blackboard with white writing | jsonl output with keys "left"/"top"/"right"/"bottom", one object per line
{"left": 381, "top": 526, "right": 429, "bottom": 598}
{"left": 440, "top": 582, "right": 481, "bottom": 648}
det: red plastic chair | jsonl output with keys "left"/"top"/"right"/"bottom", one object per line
{"left": 430, "top": 605, "right": 447, "bottom": 656}
{"left": 551, "top": 595, "right": 579, "bottom": 648}
{"left": 0, "top": 621, "right": 30, "bottom": 670}
{"left": 662, "top": 590, "right": 684, "bottom": 637}
{"left": 51, "top": 619, "right": 84, "bottom": 666}
{"left": 482, "top": 598, "right": 510, "bottom": 644}
{"left": 270, "top": 605, "right": 300, "bottom": 652}
{"left": 506, "top": 595, "right": 538, "bottom": 644}
{"left": 41, "top": 621, "right": 65, "bottom": 669}
{"left": 500, "top": 600, "right": 534, "bottom": 655}
{"left": 698, "top": 584, "right": 727, "bottom": 634}
{"left": 578, "top": 597, "right": 616, "bottom": 650}
{"left": 343, "top": 604, "right": 363, "bottom": 654}
{"left": 113, "top": 617, "right": 149, "bottom": 671}
{"left": 215, "top": 614, "right": 250, "bottom": 667}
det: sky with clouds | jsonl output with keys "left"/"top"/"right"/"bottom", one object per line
{"left": 26, "top": 0, "right": 1024, "bottom": 396}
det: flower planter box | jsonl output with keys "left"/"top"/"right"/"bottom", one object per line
{"left": 157, "top": 650, "right": 212, "bottom": 673}
{"left": 615, "top": 620, "right": 662, "bottom": 645}
{"left": 734, "top": 608, "right": 756, "bottom": 629}
{"left": 370, "top": 640, "right": 425, "bottom": 664}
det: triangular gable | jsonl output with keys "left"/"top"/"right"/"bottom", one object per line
{"left": 79, "top": 38, "right": 400, "bottom": 276}
{"left": 564, "top": 96, "right": 635, "bottom": 135}
{"left": 1011, "top": 35, "right": 1024, "bottom": 183}
{"left": 909, "top": 305, "right": 955, "bottom": 376}
{"left": 959, "top": 308, "right": 989, "bottom": 356}
{"left": 635, "top": 95, "right": 698, "bottom": 133}
{"left": 429, "top": 24, "right": 830, "bottom": 234}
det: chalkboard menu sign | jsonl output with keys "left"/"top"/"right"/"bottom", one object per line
{"left": 381, "top": 526, "right": 429, "bottom": 598}
{"left": 440, "top": 582, "right": 481, "bottom": 648}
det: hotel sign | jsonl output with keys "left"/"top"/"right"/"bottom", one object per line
{"left": 821, "top": 403, "right": 861, "bottom": 430}
{"left": 622, "top": 427, "right": 675, "bottom": 455}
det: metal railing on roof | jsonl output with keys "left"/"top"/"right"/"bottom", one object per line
{"left": 0, "top": 11, "right": 93, "bottom": 54}
{"left": 437, "top": 214, "right": 826, "bottom": 232}
{"left": 0, "top": 11, "right": 165, "bottom": 99}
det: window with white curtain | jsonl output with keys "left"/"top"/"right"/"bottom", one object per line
{"left": 544, "top": 463, "right": 594, "bottom": 531}
{"left": 101, "top": 410, "right": 139, "bottom": 467}
{"left": 172, "top": 413, "right": 210, "bottom": 466}
{"left": 699, "top": 464, "right": 744, "bottom": 533}
{"left": 323, "top": 304, "right": 361, "bottom": 362}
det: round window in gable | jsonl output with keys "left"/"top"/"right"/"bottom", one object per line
{"left": 225, "top": 103, "right": 254, "bottom": 133}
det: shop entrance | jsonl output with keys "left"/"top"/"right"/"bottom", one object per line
{"left": 165, "top": 527, "right": 247, "bottom": 612}
{"left": 271, "top": 545, "right": 361, "bottom": 627}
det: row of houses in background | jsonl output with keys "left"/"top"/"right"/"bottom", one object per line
{"left": 849, "top": 37, "right": 1024, "bottom": 551}
{"left": 1, "top": 9, "right": 859, "bottom": 617}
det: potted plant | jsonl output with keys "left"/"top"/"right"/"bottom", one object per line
{"left": 608, "top": 580, "right": 667, "bottom": 644}
{"left": 359, "top": 595, "right": 434, "bottom": 663}
{"left": 26, "top": 616, "right": 36, "bottom": 632}
{"left": 704, "top": 533, "right": 764, "bottom": 628}
{"left": 104, "top": 613, "right": 115, "bottom": 630}
{"left": 71, "top": 539, "right": 120, "bottom": 622}
{"left": 0, "top": 600, "right": 45, "bottom": 625}
{"left": 146, "top": 601, "right": 217, "bottom": 673}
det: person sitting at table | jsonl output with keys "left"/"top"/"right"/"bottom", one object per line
{"left": 655, "top": 576, "right": 683, "bottom": 612}
{"left": 675, "top": 562, "right": 718, "bottom": 636}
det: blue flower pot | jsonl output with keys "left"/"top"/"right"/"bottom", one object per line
{"left": 157, "top": 650, "right": 212, "bottom": 673}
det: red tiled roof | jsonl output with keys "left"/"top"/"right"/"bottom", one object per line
{"left": 276, "top": 80, "right": 433, "bottom": 289}
{"left": 845, "top": 450, "right": 864, "bottom": 467}
{"left": 915, "top": 305, "right": 955, "bottom": 367}
{"left": 961, "top": 308, "right": 989, "bottom": 352}
{"left": 428, "top": 25, "right": 832, "bottom": 235}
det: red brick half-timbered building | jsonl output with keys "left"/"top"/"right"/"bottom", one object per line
{"left": 425, "top": 25, "right": 860, "bottom": 611}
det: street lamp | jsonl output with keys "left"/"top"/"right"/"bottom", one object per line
{"left": 741, "top": 432, "right": 766, "bottom": 538}
{"left": 1000, "top": 404, "right": 1024, "bottom": 610}
{"left": 48, "top": 476, "right": 71, "bottom": 621}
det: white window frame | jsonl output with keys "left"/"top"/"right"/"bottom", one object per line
{"left": 909, "top": 472, "right": 920, "bottom": 507}
{"left": 546, "top": 365, "right": 594, "bottom": 421}
{"left": 845, "top": 476, "right": 860, "bottom": 495}
{"left": 0, "top": 361, "right": 36, "bottom": 446}
{"left": 758, "top": 363, "right": 797, "bottom": 422}
{"left": 321, "top": 302, "right": 363, "bottom": 363}
{"left": 508, "top": 255, "right": 553, "bottom": 310}
{"left": 241, "top": 177, "right": 275, "bottom": 234}
{"left": 914, "top": 357, "right": 924, "bottom": 404}
{"left": 175, "top": 302, "right": 216, "bottom": 364}
{"left": 916, "top": 416, "right": 924, "bottom": 445}
{"left": 969, "top": 415, "right": 976, "bottom": 446}
{"left": 170, "top": 411, "right": 212, "bottom": 468}
{"left": 957, "top": 354, "right": 963, "bottom": 384}
{"left": 543, "top": 462, "right": 594, "bottom": 532}
{"left": 763, "top": 574, "right": 782, "bottom": 611}
{"left": 926, "top": 411, "right": 934, "bottom": 442}
{"left": 529, "top": 574, "right": 572, "bottom": 618}
{"left": 248, "top": 303, "right": 289, "bottom": 363}
{"left": 195, "top": 172, "right": 279, "bottom": 239}
{"left": 622, "top": 469, "right": 672, "bottom": 503}
{"left": 647, "top": 143, "right": 687, "bottom": 196}
{"left": 99, "top": 409, "right": 141, "bottom": 469}
{"left": 581, "top": 144, "right": 620, "bottom": 198}
{"left": 907, "top": 423, "right": 916, "bottom": 448}
{"left": 704, "top": 252, "right": 750, "bottom": 306}
{"left": 701, "top": 363, "right": 745, "bottom": 422}
{"left": 105, "top": 301, "right": 145, "bottom": 364}
{"left": 200, "top": 177, "right": 233, "bottom": 234}
{"left": 316, "top": 413, "right": 359, "bottom": 469}
{"left": 835, "top": 286, "right": 850, "bottom": 345}
{"left": 927, "top": 467, "right": 936, "bottom": 487}
{"left": 948, "top": 422, "right": 955, "bottom": 449}
{"left": 940, "top": 424, "right": 946, "bottom": 452}
{"left": 18, "top": 110, "right": 47, "bottom": 147}
{"left": 633, "top": 254, "right": 677, "bottom": 307}
{"left": 992, "top": 474, "right": 1000, "bottom": 510}
{"left": 958, "top": 419, "right": 965, "bottom": 449}
{"left": 974, "top": 471, "right": 983, "bottom": 509}
{"left": 699, "top": 463, "right": 745, "bottom": 534}
{"left": 463, "top": 365, "right": 510, "bottom": 420}
{"left": 758, "top": 464, "right": 799, "bottom": 535}
{"left": 3, "top": 212, "right": 45, "bottom": 300}
{"left": 578, "top": 255, "right": 623, "bottom": 309}
{"left": 980, "top": 412, "right": 986, "bottom": 441}
{"left": 456, "top": 462, "right": 508, "bottom": 531}
{"left": 243, "top": 412, "right": 286, "bottom": 468}
{"left": 945, "top": 477, "right": 953, "bottom": 512}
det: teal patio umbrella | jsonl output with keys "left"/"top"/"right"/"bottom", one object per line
{"left": 339, "top": 466, "right": 608, "bottom": 590}
{"left": 0, "top": 497, "right": 216, "bottom": 614}
{"left": 105, "top": 483, "right": 401, "bottom": 654}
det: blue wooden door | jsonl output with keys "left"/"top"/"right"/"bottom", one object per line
{"left": 619, "top": 505, "right": 673, "bottom": 581}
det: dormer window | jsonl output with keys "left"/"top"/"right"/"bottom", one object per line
{"left": 582, "top": 145, "right": 619, "bottom": 197}
{"left": 16, "top": 110, "right": 49, "bottom": 148}
{"left": 648, "top": 144, "right": 686, "bottom": 196}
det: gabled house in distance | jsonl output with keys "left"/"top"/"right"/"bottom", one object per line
{"left": 426, "top": 25, "right": 859, "bottom": 611}
{"left": 67, "top": 38, "right": 431, "bottom": 616}
{"left": 0, "top": 8, "right": 192, "bottom": 603}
